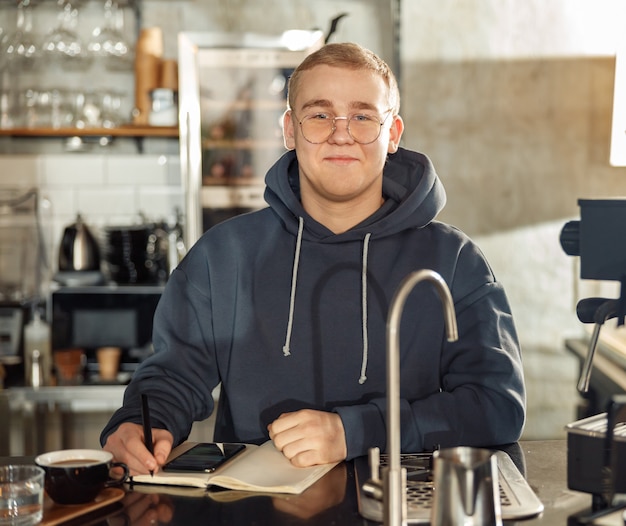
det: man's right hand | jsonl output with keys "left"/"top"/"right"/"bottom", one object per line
{"left": 103, "top": 422, "right": 174, "bottom": 476}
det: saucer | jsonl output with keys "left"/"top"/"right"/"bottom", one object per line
{"left": 42, "top": 487, "right": 125, "bottom": 526}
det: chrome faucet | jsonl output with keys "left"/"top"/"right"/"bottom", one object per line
{"left": 383, "top": 269, "right": 458, "bottom": 526}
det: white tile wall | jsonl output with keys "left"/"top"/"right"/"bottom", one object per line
{"left": 0, "top": 155, "right": 40, "bottom": 188}
{"left": 77, "top": 187, "right": 137, "bottom": 219}
{"left": 105, "top": 155, "right": 172, "bottom": 186}
{"left": 41, "top": 156, "right": 106, "bottom": 186}
{"left": 0, "top": 153, "right": 183, "bottom": 292}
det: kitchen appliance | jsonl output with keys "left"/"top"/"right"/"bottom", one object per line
{"left": 560, "top": 198, "right": 626, "bottom": 282}
{"left": 0, "top": 188, "right": 47, "bottom": 386}
{"left": 56, "top": 214, "right": 104, "bottom": 286}
{"left": 0, "top": 303, "right": 28, "bottom": 366}
{"left": 560, "top": 198, "right": 626, "bottom": 511}
{"left": 566, "top": 401, "right": 626, "bottom": 501}
{"left": 355, "top": 449, "right": 544, "bottom": 523}
{"left": 58, "top": 214, "right": 101, "bottom": 273}
{"left": 51, "top": 284, "right": 163, "bottom": 383}
{"left": 560, "top": 199, "right": 626, "bottom": 399}
{"left": 178, "top": 30, "right": 325, "bottom": 249}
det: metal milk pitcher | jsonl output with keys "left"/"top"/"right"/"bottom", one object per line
{"left": 430, "top": 446, "right": 502, "bottom": 526}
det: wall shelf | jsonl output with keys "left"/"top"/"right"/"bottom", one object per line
{"left": 0, "top": 125, "right": 178, "bottom": 138}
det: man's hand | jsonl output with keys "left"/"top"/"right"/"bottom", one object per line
{"left": 267, "top": 409, "right": 347, "bottom": 467}
{"left": 103, "top": 422, "right": 174, "bottom": 476}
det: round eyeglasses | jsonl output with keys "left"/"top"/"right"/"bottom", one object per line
{"left": 295, "top": 109, "right": 393, "bottom": 145}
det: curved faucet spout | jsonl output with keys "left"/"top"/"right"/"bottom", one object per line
{"left": 384, "top": 269, "right": 458, "bottom": 526}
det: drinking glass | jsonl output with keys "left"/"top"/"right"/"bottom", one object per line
{"left": 20, "top": 88, "right": 40, "bottom": 128}
{"left": 98, "top": 88, "right": 125, "bottom": 128}
{"left": 71, "top": 89, "right": 101, "bottom": 128}
{"left": 0, "top": 465, "right": 44, "bottom": 526}
{"left": 0, "top": 90, "right": 12, "bottom": 129}
{"left": 33, "top": 88, "right": 52, "bottom": 127}
{"left": 2, "top": 0, "right": 39, "bottom": 73}
{"left": 47, "top": 87, "right": 73, "bottom": 129}
{"left": 0, "top": 86, "right": 20, "bottom": 129}
{"left": 88, "top": 0, "right": 133, "bottom": 71}
{"left": 40, "top": 0, "right": 92, "bottom": 71}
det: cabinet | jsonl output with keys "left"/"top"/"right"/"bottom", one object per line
{"left": 178, "top": 31, "right": 325, "bottom": 247}
{"left": 0, "top": 0, "right": 177, "bottom": 141}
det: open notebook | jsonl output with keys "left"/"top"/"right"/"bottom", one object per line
{"left": 131, "top": 441, "right": 338, "bottom": 495}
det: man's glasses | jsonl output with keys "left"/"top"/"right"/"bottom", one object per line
{"left": 295, "top": 109, "right": 393, "bottom": 145}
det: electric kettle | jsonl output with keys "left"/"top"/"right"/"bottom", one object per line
{"left": 58, "top": 214, "right": 101, "bottom": 272}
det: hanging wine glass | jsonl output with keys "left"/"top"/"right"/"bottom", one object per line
{"left": 87, "top": 0, "right": 133, "bottom": 71}
{"left": 2, "top": 0, "right": 39, "bottom": 73}
{"left": 40, "top": 0, "right": 92, "bottom": 71}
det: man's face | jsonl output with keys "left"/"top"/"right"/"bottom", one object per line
{"left": 283, "top": 65, "right": 403, "bottom": 209}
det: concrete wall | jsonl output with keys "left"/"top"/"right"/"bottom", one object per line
{"left": 398, "top": 0, "right": 626, "bottom": 438}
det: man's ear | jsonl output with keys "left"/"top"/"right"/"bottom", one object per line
{"left": 387, "top": 114, "right": 404, "bottom": 154}
{"left": 283, "top": 110, "right": 296, "bottom": 150}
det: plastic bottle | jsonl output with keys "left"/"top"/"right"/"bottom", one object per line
{"left": 24, "top": 309, "right": 51, "bottom": 388}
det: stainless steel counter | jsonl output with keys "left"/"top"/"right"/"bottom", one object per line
{"left": 0, "top": 385, "right": 126, "bottom": 456}
{"left": 1, "top": 385, "right": 126, "bottom": 409}
{"left": 0, "top": 385, "right": 219, "bottom": 456}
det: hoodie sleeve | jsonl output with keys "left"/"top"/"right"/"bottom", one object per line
{"left": 100, "top": 264, "right": 220, "bottom": 447}
{"left": 335, "top": 240, "right": 526, "bottom": 460}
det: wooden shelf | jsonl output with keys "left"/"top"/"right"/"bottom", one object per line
{"left": 202, "top": 99, "right": 286, "bottom": 111}
{"left": 0, "top": 125, "right": 179, "bottom": 138}
{"left": 201, "top": 138, "right": 283, "bottom": 149}
{"left": 202, "top": 176, "right": 265, "bottom": 186}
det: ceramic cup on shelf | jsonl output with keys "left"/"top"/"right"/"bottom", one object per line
{"left": 52, "top": 348, "right": 85, "bottom": 385}
{"left": 96, "top": 346, "right": 121, "bottom": 382}
{"left": 34, "top": 449, "right": 128, "bottom": 505}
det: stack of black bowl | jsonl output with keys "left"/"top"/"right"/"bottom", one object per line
{"left": 104, "top": 225, "right": 150, "bottom": 284}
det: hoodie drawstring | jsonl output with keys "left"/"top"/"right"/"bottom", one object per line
{"left": 282, "top": 216, "right": 304, "bottom": 356}
{"left": 281, "top": 218, "right": 372, "bottom": 386}
{"left": 359, "top": 233, "right": 372, "bottom": 384}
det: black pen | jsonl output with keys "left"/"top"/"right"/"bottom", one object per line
{"left": 141, "top": 393, "right": 154, "bottom": 477}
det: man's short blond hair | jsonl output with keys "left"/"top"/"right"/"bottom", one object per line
{"left": 287, "top": 42, "right": 400, "bottom": 115}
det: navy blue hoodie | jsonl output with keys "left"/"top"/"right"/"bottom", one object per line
{"left": 101, "top": 147, "right": 526, "bottom": 459}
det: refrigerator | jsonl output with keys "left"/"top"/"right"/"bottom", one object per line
{"left": 177, "top": 30, "right": 325, "bottom": 248}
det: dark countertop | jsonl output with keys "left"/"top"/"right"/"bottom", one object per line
{"left": 2, "top": 440, "right": 620, "bottom": 525}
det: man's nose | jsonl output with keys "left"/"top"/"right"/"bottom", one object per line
{"left": 329, "top": 116, "right": 353, "bottom": 143}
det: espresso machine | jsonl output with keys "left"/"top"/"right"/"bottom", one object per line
{"left": 560, "top": 198, "right": 626, "bottom": 513}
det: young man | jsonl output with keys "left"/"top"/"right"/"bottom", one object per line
{"left": 101, "top": 42, "right": 525, "bottom": 474}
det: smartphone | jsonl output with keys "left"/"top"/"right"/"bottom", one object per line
{"left": 163, "top": 443, "right": 246, "bottom": 473}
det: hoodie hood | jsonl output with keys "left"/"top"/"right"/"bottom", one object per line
{"left": 263, "top": 146, "right": 447, "bottom": 240}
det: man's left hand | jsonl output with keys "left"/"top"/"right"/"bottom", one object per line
{"left": 267, "top": 409, "right": 347, "bottom": 467}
